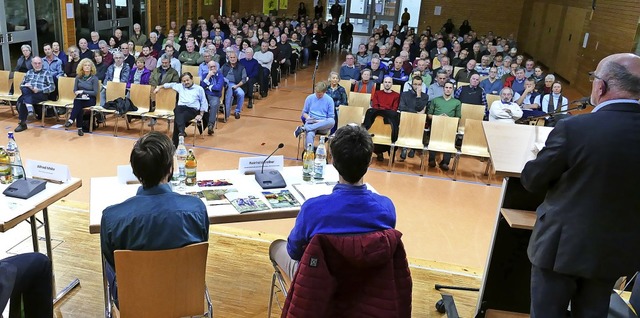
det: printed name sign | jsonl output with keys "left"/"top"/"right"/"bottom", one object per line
{"left": 27, "top": 160, "right": 71, "bottom": 183}
{"left": 238, "top": 155, "right": 284, "bottom": 174}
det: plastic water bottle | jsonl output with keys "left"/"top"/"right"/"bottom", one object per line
{"left": 171, "top": 154, "right": 180, "bottom": 189}
{"left": 313, "top": 137, "right": 326, "bottom": 180}
{"left": 6, "top": 132, "right": 23, "bottom": 180}
{"left": 175, "top": 136, "right": 188, "bottom": 186}
{"left": 302, "top": 143, "right": 315, "bottom": 182}
{"left": 185, "top": 149, "right": 197, "bottom": 186}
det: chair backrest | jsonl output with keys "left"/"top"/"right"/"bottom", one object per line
{"left": 182, "top": 65, "right": 200, "bottom": 77}
{"left": 486, "top": 94, "right": 500, "bottom": 108}
{"left": 129, "top": 84, "right": 151, "bottom": 110}
{"left": 105, "top": 81, "right": 127, "bottom": 102}
{"left": 134, "top": 45, "right": 143, "bottom": 54}
{"left": 396, "top": 112, "right": 427, "bottom": 147}
{"left": 457, "top": 81, "right": 470, "bottom": 89}
{"left": 479, "top": 75, "right": 489, "bottom": 82}
{"left": 193, "top": 76, "right": 201, "bottom": 86}
{"left": 56, "top": 77, "right": 77, "bottom": 103}
{"left": 337, "top": 105, "right": 364, "bottom": 128}
{"left": 391, "top": 84, "right": 401, "bottom": 93}
{"left": 368, "top": 116, "right": 393, "bottom": 145}
{"left": 0, "top": 71, "right": 10, "bottom": 95}
{"left": 114, "top": 242, "right": 209, "bottom": 318}
{"left": 11, "top": 72, "right": 26, "bottom": 98}
{"left": 432, "top": 57, "right": 441, "bottom": 70}
{"left": 95, "top": 80, "right": 102, "bottom": 106}
{"left": 429, "top": 115, "right": 459, "bottom": 147}
{"left": 453, "top": 67, "right": 464, "bottom": 78}
{"left": 339, "top": 80, "right": 352, "bottom": 98}
{"left": 460, "top": 119, "right": 489, "bottom": 156}
{"left": 155, "top": 88, "right": 178, "bottom": 112}
{"left": 459, "top": 103, "right": 485, "bottom": 133}
{"left": 348, "top": 92, "right": 371, "bottom": 109}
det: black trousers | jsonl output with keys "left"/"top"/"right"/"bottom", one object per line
{"left": 530, "top": 264, "right": 618, "bottom": 318}
{"left": 5, "top": 253, "right": 53, "bottom": 318}
{"left": 172, "top": 105, "right": 198, "bottom": 146}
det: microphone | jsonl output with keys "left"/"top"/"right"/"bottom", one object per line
{"left": 254, "top": 143, "right": 287, "bottom": 189}
{"left": 1, "top": 163, "right": 47, "bottom": 199}
{"left": 261, "top": 143, "right": 284, "bottom": 174}
{"left": 571, "top": 97, "right": 592, "bottom": 110}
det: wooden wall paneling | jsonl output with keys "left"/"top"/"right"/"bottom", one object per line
{"left": 418, "top": 0, "right": 525, "bottom": 38}
{"left": 523, "top": 2, "right": 547, "bottom": 58}
{"left": 517, "top": 0, "right": 534, "bottom": 54}
{"left": 536, "top": 4, "right": 564, "bottom": 69}
{"left": 554, "top": 6, "right": 589, "bottom": 84}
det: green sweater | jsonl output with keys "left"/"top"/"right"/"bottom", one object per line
{"left": 428, "top": 96, "right": 462, "bottom": 118}
{"left": 178, "top": 51, "right": 203, "bottom": 66}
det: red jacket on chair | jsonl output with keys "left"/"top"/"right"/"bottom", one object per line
{"left": 281, "top": 229, "right": 412, "bottom": 318}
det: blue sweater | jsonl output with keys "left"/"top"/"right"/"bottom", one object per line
{"left": 239, "top": 58, "right": 260, "bottom": 81}
{"left": 287, "top": 183, "right": 396, "bottom": 260}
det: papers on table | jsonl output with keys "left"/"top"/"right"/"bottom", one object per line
{"left": 292, "top": 182, "right": 337, "bottom": 200}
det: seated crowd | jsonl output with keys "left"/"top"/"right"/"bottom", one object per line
{"left": 7, "top": 11, "right": 349, "bottom": 142}
{"left": 293, "top": 18, "right": 569, "bottom": 170}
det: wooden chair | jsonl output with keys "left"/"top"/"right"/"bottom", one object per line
{"left": 90, "top": 81, "right": 127, "bottom": 134}
{"left": 339, "top": 80, "right": 352, "bottom": 99}
{"left": 141, "top": 88, "right": 177, "bottom": 135}
{"left": 479, "top": 75, "right": 489, "bottom": 82}
{"left": 134, "top": 45, "right": 143, "bottom": 54}
{"left": 453, "top": 67, "right": 464, "bottom": 78}
{"left": 337, "top": 105, "right": 364, "bottom": 128}
{"left": 347, "top": 92, "right": 371, "bottom": 108}
{"left": 486, "top": 94, "right": 501, "bottom": 109}
{"left": 457, "top": 81, "right": 470, "bottom": 89}
{"left": 0, "top": 72, "right": 26, "bottom": 109}
{"left": 391, "top": 84, "right": 402, "bottom": 93}
{"left": 111, "top": 242, "right": 213, "bottom": 318}
{"left": 123, "top": 84, "right": 151, "bottom": 136}
{"left": 41, "top": 77, "right": 76, "bottom": 127}
{"left": 368, "top": 116, "right": 393, "bottom": 164}
{"left": 453, "top": 119, "right": 491, "bottom": 184}
{"left": 426, "top": 115, "right": 459, "bottom": 174}
{"left": 459, "top": 103, "right": 486, "bottom": 134}
{"left": 432, "top": 57, "right": 442, "bottom": 70}
{"left": 390, "top": 112, "right": 427, "bottom": 175}
{"left": 0, "top": 71, "right": 16, "bottom": 115}
{"left": 182, "top": 65, "right": 200, "bottom": 77}
{"left": 193, "top": 76, "right": 201, "bottom": 86}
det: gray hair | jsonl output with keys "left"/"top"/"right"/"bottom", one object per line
{"left": 21, "top": 44, "right": 31, "bottom": 52}
{"left": 98, "top": 40, "right": 108, "bottom": 47}
{"left": 545, "top": 74, "right": 555, "bottom": 81}
{"left": 112, "top": 51, "right": 124, "bottom": 59}
{"left": 600, "top": 61, "right": 640, "bottom": 96}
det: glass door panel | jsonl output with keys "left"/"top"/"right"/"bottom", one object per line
{"left": 0, "top": 0, "right": 37, "bottom": 70}
{"left": 346, "top": 0, "right": 371, "bottom": 36}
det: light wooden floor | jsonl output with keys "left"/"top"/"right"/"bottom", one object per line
{"left": 0, "top": 50, "right": 584, "bottom": 316}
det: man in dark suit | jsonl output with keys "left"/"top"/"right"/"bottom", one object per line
{"left": 0, "top": 253, "right": 53, "bottom": 317}
{"left": 521, "top": 53, "right": 640, "bottom": 317}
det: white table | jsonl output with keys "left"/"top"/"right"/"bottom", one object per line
{"left": 89, "top": 166, "right": 339, "bottom": 234}
{"left": 0, "top": 177, "right": 82, "bottom": 303}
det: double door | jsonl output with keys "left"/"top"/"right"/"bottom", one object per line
{"left": 0, "top": 0, "right": 39, "bottom": 71}
{"left": 344, "top": 0, "right": 400, "bottom": 36}
{"left": 75, "top": 0, "right": 133, "bottom": 43}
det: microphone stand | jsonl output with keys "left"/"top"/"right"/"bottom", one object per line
{"left": 311, "top": 50, "right": 320, "bottom": 93}
{"left": 517, "top": 102, "right": 589, "bottom": 125}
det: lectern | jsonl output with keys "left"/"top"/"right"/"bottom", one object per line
{"left": 475, "top": 122, "right": 553, "bottom": 317}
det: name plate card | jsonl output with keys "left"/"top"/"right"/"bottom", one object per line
{"left": 117, "top": 165, "right": 140, "bottom": 184}
{"left": 27, "top": 160, "right": 71, "bottom": 183}
{"left": 238, "top": 155, "right": 284, "bottom": 174}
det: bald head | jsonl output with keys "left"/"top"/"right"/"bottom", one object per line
{"left": 591, "top": 53, "right": 640, "bottom": 105}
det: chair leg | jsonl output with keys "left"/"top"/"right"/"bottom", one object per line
{"left": 296, "top": 131, "right": 304, "bottom": 160}
{"left": 267, "top": 272, "right": 277, "bottom": 318}
{"left": 113, "top": 116, "right": 119, "bottom": 137}
{"left": 204, "top": 284, "right": 213, "bottom": 318}
{"left": 139, "top": 117, "right": 145, "bottom": 136}
{"left": 387, "top": 145, "right": 394, "bottom": 172}
{"left": 485, "top": 158, "right": 492, "bottom": 185}
{"left": 41, "top": 104, "right": 46, "bottom": 127}
{"left": 89, "top": 110, "right": 95, "bottom": 133}
{"left": 453, "top": 154, "right": 460, "bottom": 181}
{"left": 419, "top": 148, "right": 425, "bottom": 176}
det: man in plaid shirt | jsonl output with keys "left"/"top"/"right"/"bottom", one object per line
{"left": 15, "top": 57, "right": 55, "bottom": 133}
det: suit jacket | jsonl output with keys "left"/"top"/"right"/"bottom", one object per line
{"left": 0, "top": 261, "right": 17, "bottom": 313}
{"left": 521, "top": 102, "right": 640, "bottom": 279}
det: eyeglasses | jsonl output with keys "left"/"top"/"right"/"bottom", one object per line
{"left": 589, "top": 71, "right": 608, "bottom": 90}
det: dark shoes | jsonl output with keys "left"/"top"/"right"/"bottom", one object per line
{"left": 248, "top": 102, "right": 253, "bottom": 109}
{"left": 15, "top": 123, "right": 27, "bottom": 133}
{"left": 428, "top": 160, "right": 436, "bottom": 168}
{"left": 399, "top": 148, "right": 407, "bottom": 161}
{"left": 408, "top": 149, "right": 415, "bottom": 158}
{"left": 64, "top": 120, "right": 73, "bottom": 128}
{"left": 376, "top": 153, "right": 384, "bottom": 162}
{"left": 234, "top": 112, "right": 240, "bottom": 119}
{"left": 294, "top": 126, "right": 304, "bottom": 138}
{"left": 207, "top": 123, "right": 214, "bottom": 135}
{"left": 439, "top": 163, "right": 450, "bottom": 171}
{"left": 77, "top": 128, "right": 84, "bottom": 136}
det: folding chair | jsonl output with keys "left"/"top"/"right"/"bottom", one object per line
{"left": 459, "top": 103, "right": 485, "bottom": 134}
{"left": 267, "top": 241, "right": 292, "bottom": 318}
{"left": 0, "top": 71, "right": 16, "bottom": 115}
{"left": 391, "top": 84, "right": 402, "bottom": 94}
{"left": 182, "top": 65, "right": 200, "bottom": 77}
{"left": 486, "top": 94, "right": 500, "bottom": 108}
{"left": 456, "top": 82, "right": 470, "bottom": 89}
{"left": 124, "top": 84, "right": 151, "bottom": 136}
{"left": 452, "top": 119, "right": 492, "bottom": 184}
{"left": 453, "top": 67, "right": 464, "bottom": 78}
{"left": 90, "top": 81, "right": 127, "bottom": 134}
{"left": 347, "top": 92, "right": 371, "bottom": 108}
{"left": 110, "top": 242, "right": 213, "bottom": 318}
{"left": 336, "top": 105, "right": 364, "bottom": 128}
{"left": 427, "top": 116, "right": 460, "bottom": 174}
{"left": 368, "top": 116, "right": 394, "bottom": 166}
{"left": 339, "top": 79, "right": 352, "bottom": 99}
{"left": 41, "top": 77, "right": 76, "bottom": 127}
{"left": 140, "top": 88, "right": 176, "bottom": 135}
{"left": 0, "top": 72, "right": 26, "bottom": 114}
{"left": 390, "top": 112, "right": 428, "bottom": 175}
